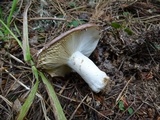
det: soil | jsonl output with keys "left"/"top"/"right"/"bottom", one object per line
{"left": 0, "top": 0, "right": 160, "bottom": 120}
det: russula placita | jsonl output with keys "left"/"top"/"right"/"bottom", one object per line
{"left": 37, "top": 23, "right": 111, "bottom": 93}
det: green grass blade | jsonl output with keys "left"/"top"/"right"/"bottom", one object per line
{"left": 7, "top": 0, "right": 18, "bottom": 27}
{"left": 39, "top": 72, "right": 67, "bottom": 120}
{"left": 31, "top": 64, "right": 39, "bottom": 80}
{"left": 0, "top": 7, "right": 2, "bottom": 19}
{"left": 0, "top": 19, "right": 22, "bottom": 48}
{"left": 14, "top": 22, "right": 21, "bottom": 36}
{"left": 17, "top": 78, "right": 39, "bottom": 120}
{"left": 22, "top": 1, "right": 31, "bottom": 62}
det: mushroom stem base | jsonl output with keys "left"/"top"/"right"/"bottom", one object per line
{"left": 67, "top": 51, "right": 110, "bottom": 93}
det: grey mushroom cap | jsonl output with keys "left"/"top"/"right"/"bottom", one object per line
{"left": 37, "top": 23, "right": 100, "bottom": 77}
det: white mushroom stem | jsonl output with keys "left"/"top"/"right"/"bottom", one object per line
{"left": 67, "top": 51, "right": 110, "bottom": 93}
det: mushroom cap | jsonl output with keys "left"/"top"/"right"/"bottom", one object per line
{"left": 37, "top": 23, "right": 100, "bottom": 76}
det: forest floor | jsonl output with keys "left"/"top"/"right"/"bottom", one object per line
{"left": 0, "top": 0, "right": 160, "bottom": 120}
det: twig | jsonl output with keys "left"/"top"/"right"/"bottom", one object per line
{"left": 29, "top": 17, "right": 66, "bottom": 21}
{"left": 116, "top": 74, "right": 135, "bottom": 103}
{"left": 126, "top": 97, "right": 148, "bottom": 120}
{"left": 117, "top": 14, "right": 160, "bottom": 24}
{"left": 8, "top": 53, "right": 24, "bottom": 64}
{"left": 5, "top": 69, "right": 42, "bottom": 99}
{"left": 40, "top": 99, "right": 50, "bottom": 120}
{"left": 55, "top": 0, "right": 66, "bottom": 16}
{"left": 59, "top": 79, "right": 70, "bottom": 94}
{"left": 57, "top": 93, "right": 111, "bottom": 120}
{"left": 0, "top": 95, "right": 13, "bottom": 107}
{"left": 69, "top": 94, "right": 88, "bottom": 120}
{"left": 6, "top": 69, "right": 50, "bottom": 119}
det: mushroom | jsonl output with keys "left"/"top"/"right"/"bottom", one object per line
{"left": 37, "top": 23, "right": 111, "bottom": 93}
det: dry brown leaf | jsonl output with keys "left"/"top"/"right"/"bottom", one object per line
{"left": 13, "top": 99, "right": 22, "bottom": 113}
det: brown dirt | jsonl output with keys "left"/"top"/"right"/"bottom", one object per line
{"left": 0, "top": 0, "right": 160, "bottom": 120}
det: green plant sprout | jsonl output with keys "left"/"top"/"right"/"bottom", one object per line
{"left": 118, "top": 100, "right": 134, "bottom": 115}
{"left": 7, "top": 0, "right": 19, "bottom": 27}
{"left": 68, "top": 19, "right": 86, "bottom": 27}
{"left": 111, "top": 22, "right": 133, "bottom": 35}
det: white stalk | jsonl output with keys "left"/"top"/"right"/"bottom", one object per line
{"left": 67, "top": 51, "right": 110, "bottom": 93}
